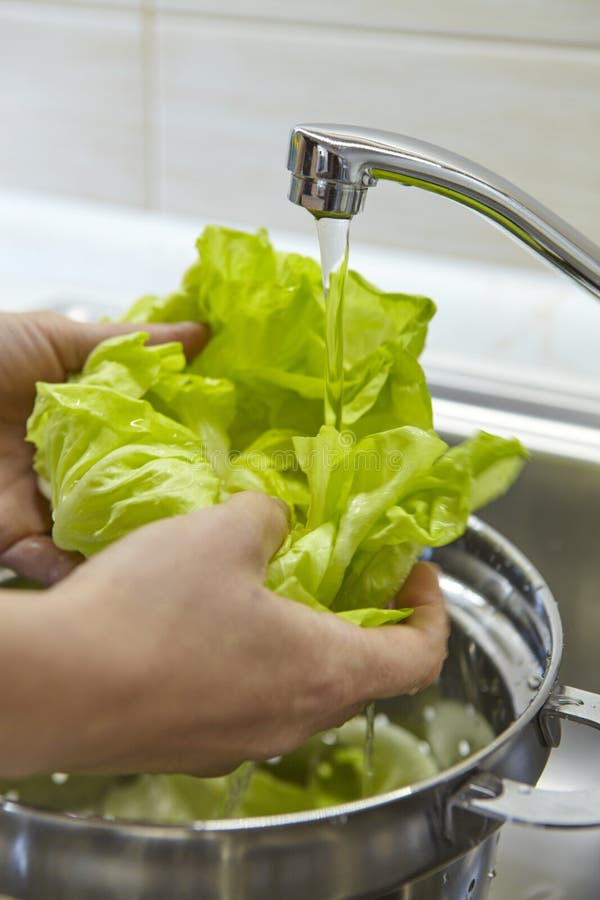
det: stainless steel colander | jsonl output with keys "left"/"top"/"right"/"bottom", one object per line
{"left": 0, "top": 517, "right": 598, "bottom": 900}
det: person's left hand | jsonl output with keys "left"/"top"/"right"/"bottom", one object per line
{"left": 0, "top": 311, "right": 208, "bottom": 584}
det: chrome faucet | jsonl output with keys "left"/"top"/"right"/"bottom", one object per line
{"left": 287, "top": 124, "right": 600, "bottom": 300}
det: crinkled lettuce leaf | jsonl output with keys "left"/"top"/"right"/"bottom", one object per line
{"left": 27, "top": 225, "right": 527, "bottom": 623}
{"left": 96, "top": 713, "right": 438, "bottom": 822}
{"left": 4, "top": 697, "right": 501, "bottom": 821}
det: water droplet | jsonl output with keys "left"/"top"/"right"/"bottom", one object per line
{"left": 330, "top": 813, "right": 348, "bottom": 826}
{"left": 458, "top": 739, "right": 471, "bottom": 758}
{"left": 442, "top": 871, "right": 449, "bottom": 885}
{"left": 51, "top": 772, "right": 69, "bottom": 785}
{"left": 488, "top": 868, "right": 497, "bottom": 881}
{"left": 374, "top": 713, "right": 390, "bottom": 727}
{"left": 528, "top": 674, "right": 542, "bottom": 690}
{"left": 321, "top": 731, "right": 337, "bottom": 745}
{"left": 418, "top": 741, "right": 431, "bottom": 755}
{"left": 266, "top": 756, "right": 282, "bottom": 766}
{"left": 423, "top": 705, "right": 436, "bottom": 722}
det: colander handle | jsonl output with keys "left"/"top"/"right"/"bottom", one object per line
{"left": 452, "top": 684, "right": 600, "bottom": 829}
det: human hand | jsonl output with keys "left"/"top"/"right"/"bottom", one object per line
{"left": 0, "top": 492, "right": 448, "bottom": 777}
{"left": 0, "top": 311, "right": 208, "bottom": 584}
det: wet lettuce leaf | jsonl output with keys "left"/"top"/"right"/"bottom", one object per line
{"left": 0, "top": 714, "right": 439, "bottom": 823}
{"left": 0, "top": 698, "right": 494, "bottom": 821}
{"left": 4, "top": 700, "right": 498, "bottom": 821}
{"left": 27, "top": 226, "right": 527, "bottom": 623}
{"left": 97, "top": 714, "right": 439, "bottom": 822}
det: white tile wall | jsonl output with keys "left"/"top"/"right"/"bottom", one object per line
{"left": 18, "top": 0, "right": 143, "bottom": 8}
{"left": 0, "top": 1, "right": 599, "bottom": 269}
{"left": 0, "top": 1, "right": 145, "bottom": 206}
{"left": 152, "top": 1, "right": 600, "bottom": 45}
{"left": 155, "top": 15, "right": 600, "bottom": 267}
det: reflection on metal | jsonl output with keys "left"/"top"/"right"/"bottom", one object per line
{"left": 376, "top": 833, "right": 500, "bottom": 899}
{"left": 3, "top": 518, "right": 594, "bottom": 900}
{"left": 432, "top": 396, "right": 600, "bottom": 465}
{"left": 287, "top": 125, "right": 600, "bottom": 300}
{"left": 453, "top": 682, "right": 600, "bottom": 828}
{"left": 457, "top": 766, "right": 600, "bottom": 829}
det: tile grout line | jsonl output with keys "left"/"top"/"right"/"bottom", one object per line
{"left": 148, "top": 8, "right": 600, "bottom": 55}
{"left": 0, "top": 0, "right": 142, "bottom": 12}
{"left": 141, "top": 0, "right": 159, "bottom": 210}
{"left": 1, "top": 1, "right": 599, "bottom": 54}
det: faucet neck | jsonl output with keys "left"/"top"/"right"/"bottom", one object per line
{"left": 287, "top": 124, "right": 600, "bottom": 301}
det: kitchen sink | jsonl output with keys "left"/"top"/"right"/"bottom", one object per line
{"left": 435, "top": 392, "right": 600, "bottom": 900}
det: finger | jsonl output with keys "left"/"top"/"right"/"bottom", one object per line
{"left": 144, "top": 322, "right": 209, "bottom": 360}
{"left": 0, "top": 536, "right": 83, "bottom": 586}
{"left": 52, "top": 318, "right": 209, "bottom": 372}
{"left": 356, "top": 562, "right": 450, "bottom": 699}
{"left": 220, "top": 492, "right": 290, "bottom": 575}
{"left": 398, "top": 562, "right": 445, "bottom": 615}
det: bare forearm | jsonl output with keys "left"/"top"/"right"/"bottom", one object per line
{"left": 0, "top": 586, "right": 126, "bottom": 777}
{"left": 0, "top": 503, "right": 448, "bottom": 780}
{"left": 0, "top": 581, "right": 150, "bottom": 779}
{"left": 0, "top": 589, "right": 67, "bottom": 776}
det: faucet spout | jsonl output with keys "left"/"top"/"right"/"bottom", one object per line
{"left": 287, "top": 124, "right": 600, "bottom": 300}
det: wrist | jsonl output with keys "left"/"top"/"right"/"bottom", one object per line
{"left": 0, "top": 580, "right": 136, "bottom": 777}
{"left": 0, "top": 587, "right": 77, "bottom": 776}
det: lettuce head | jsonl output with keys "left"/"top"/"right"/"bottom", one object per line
{"left": 27, "top": 226, "right": 527, "bottom": 625}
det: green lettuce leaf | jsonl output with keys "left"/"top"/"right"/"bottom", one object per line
{"left": 95, "top": 711, "right": 439, "bottom": 822}
{"left": 27, "top": 225, "right": 527, "bottom": 622}
{"left": 27, "top": 381, "right": 219, "bottom": 555}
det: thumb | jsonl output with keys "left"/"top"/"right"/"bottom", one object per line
{"left": 0, "top": 535, "right": 82, "bottom": 586}
{"left": 52, "top": 318, "right": 209, "bottom": 372}
{"left": 220, "top": 492, "right": 290, "bottom": 576}
{"left": 357, "top": 562, "right": 450, "bottom": 699}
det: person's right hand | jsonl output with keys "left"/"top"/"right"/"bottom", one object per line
{"left": 0, "top": 492, "right": 448, "bottom": 778}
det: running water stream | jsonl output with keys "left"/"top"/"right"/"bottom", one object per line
{"left": 223, "top": 761, "right": 256, "bottom": 818}
{"left": 362, "top": 701, "right": 376, "bottom": 797}
{"left": 315, "top": 216, "right": 376, "bottom": 796}
{"left": 224, "top": 217, "right": 372, "bottom": 814}
{"left": 315, "top": 217, "right": 350, "bottom": 430}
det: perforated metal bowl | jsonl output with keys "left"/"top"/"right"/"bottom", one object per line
{"left": 0, "top": 518, "right": 598, "bottom": 900}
